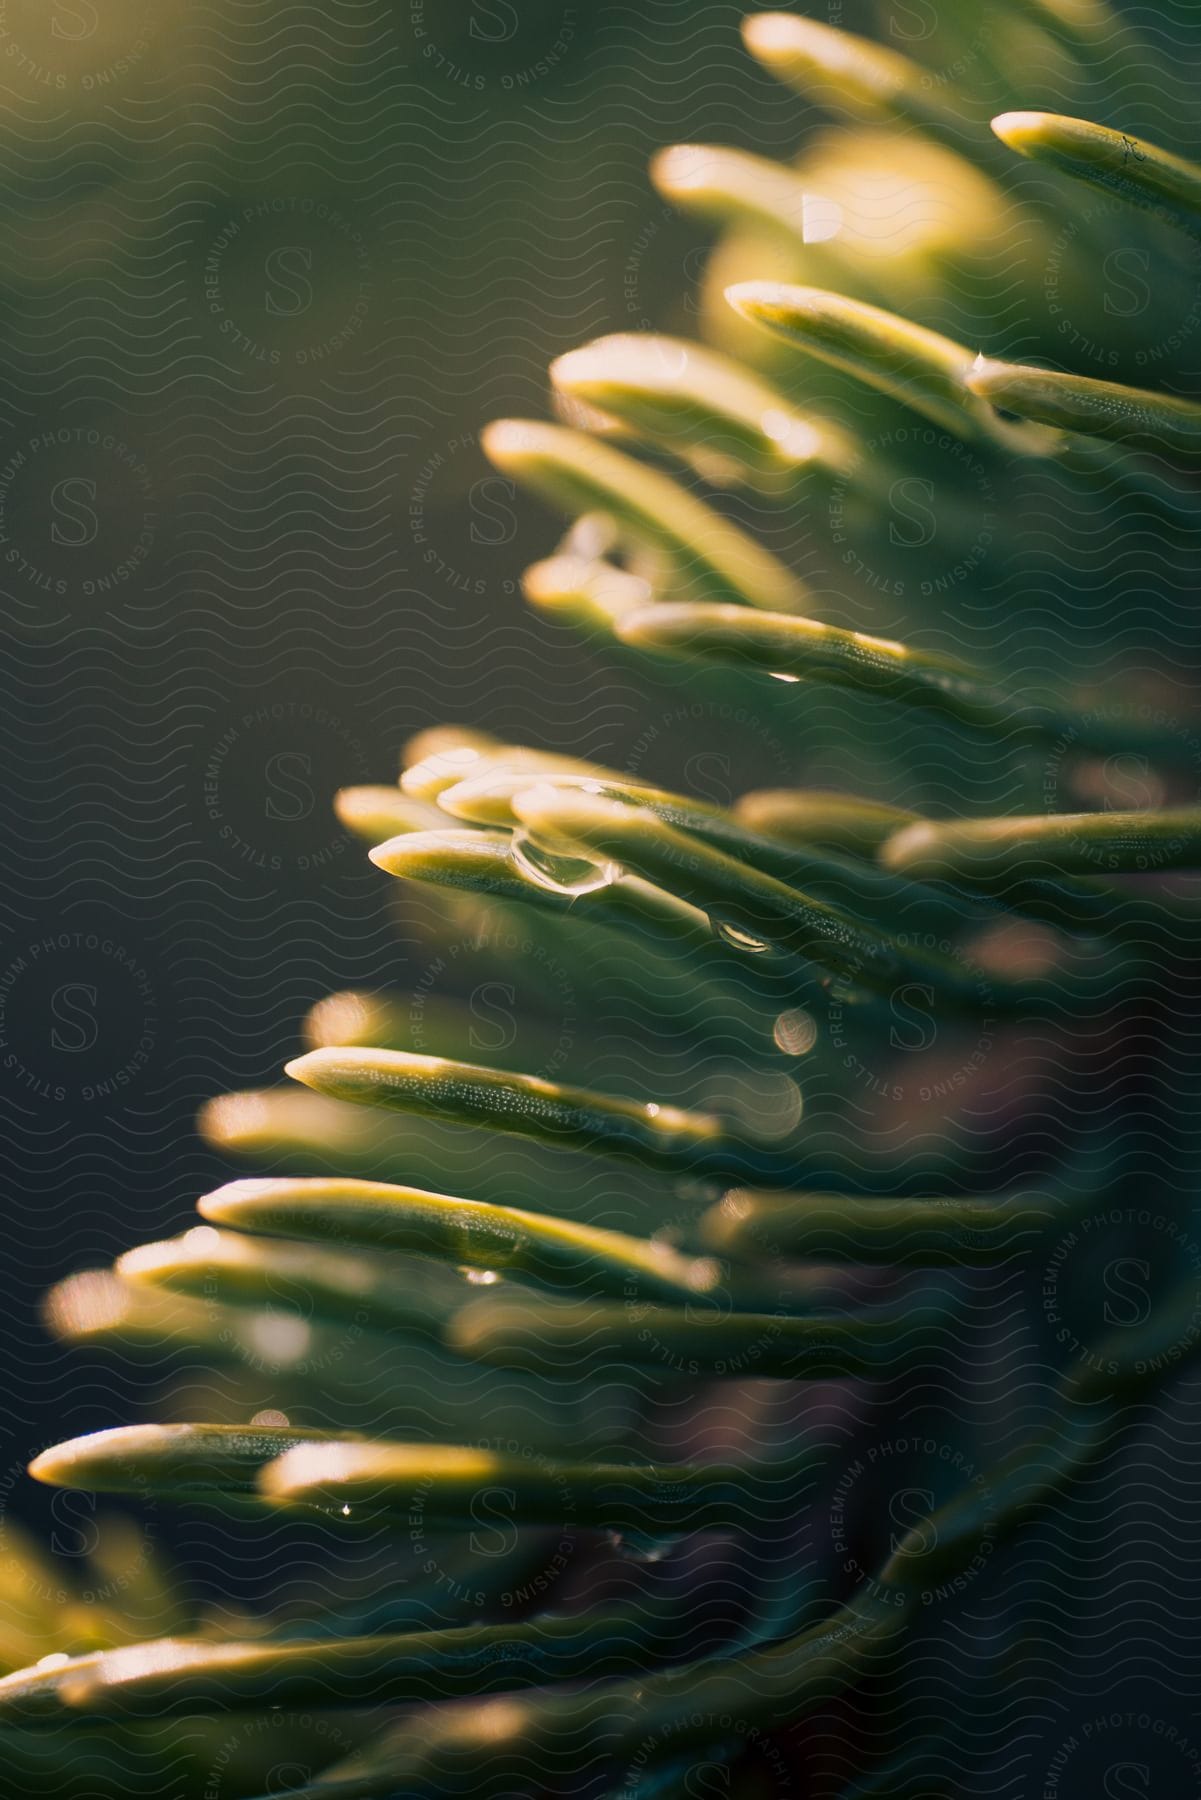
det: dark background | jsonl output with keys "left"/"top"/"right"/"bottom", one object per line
{"left": 2, "top": 0, "right": 832, "bottom": 1549}
{"left": 11, "top": 0, "right": 935, "bottom": 1478}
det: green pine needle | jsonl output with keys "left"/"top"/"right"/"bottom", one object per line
{"left": 992, "top": 110, "right": 1201, "bottom": 235}
{"left": 196, "top": 1176, "right": 721, "bottom": 1302}
{"left": 967, "top": 356, "right": 1201, "bottom": 453}
{"left": 883, "top": 806, "right": 1201, "bottom": 881}
{"left": 284, "top": 1046, "right": 731, "bottom": 1171}
{"left": 481, "top": 419, "right": 811, "bottom": 612}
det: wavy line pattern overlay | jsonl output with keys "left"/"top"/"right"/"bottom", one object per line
{"left": 1, "top": 2, "right": 1200, "bottom": 1796}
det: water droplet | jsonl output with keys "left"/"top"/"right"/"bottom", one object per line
{"left": 718, "top": 1071, "right": 804, "bottom": 1140}
{"left": 802, "top": 192, "right": 843, "bottom": 243}
{"left": 464, "top": 1268, "right": 501, "bottom": 1286}
{"left": 512, "top": 828, "right": 618, "bottom": 896}
{"left": 773, "top": 1008, "right": 818, "bottom": 1055}
{"left": 685, "top": 1255, "right": 723, "bottom": 1293}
